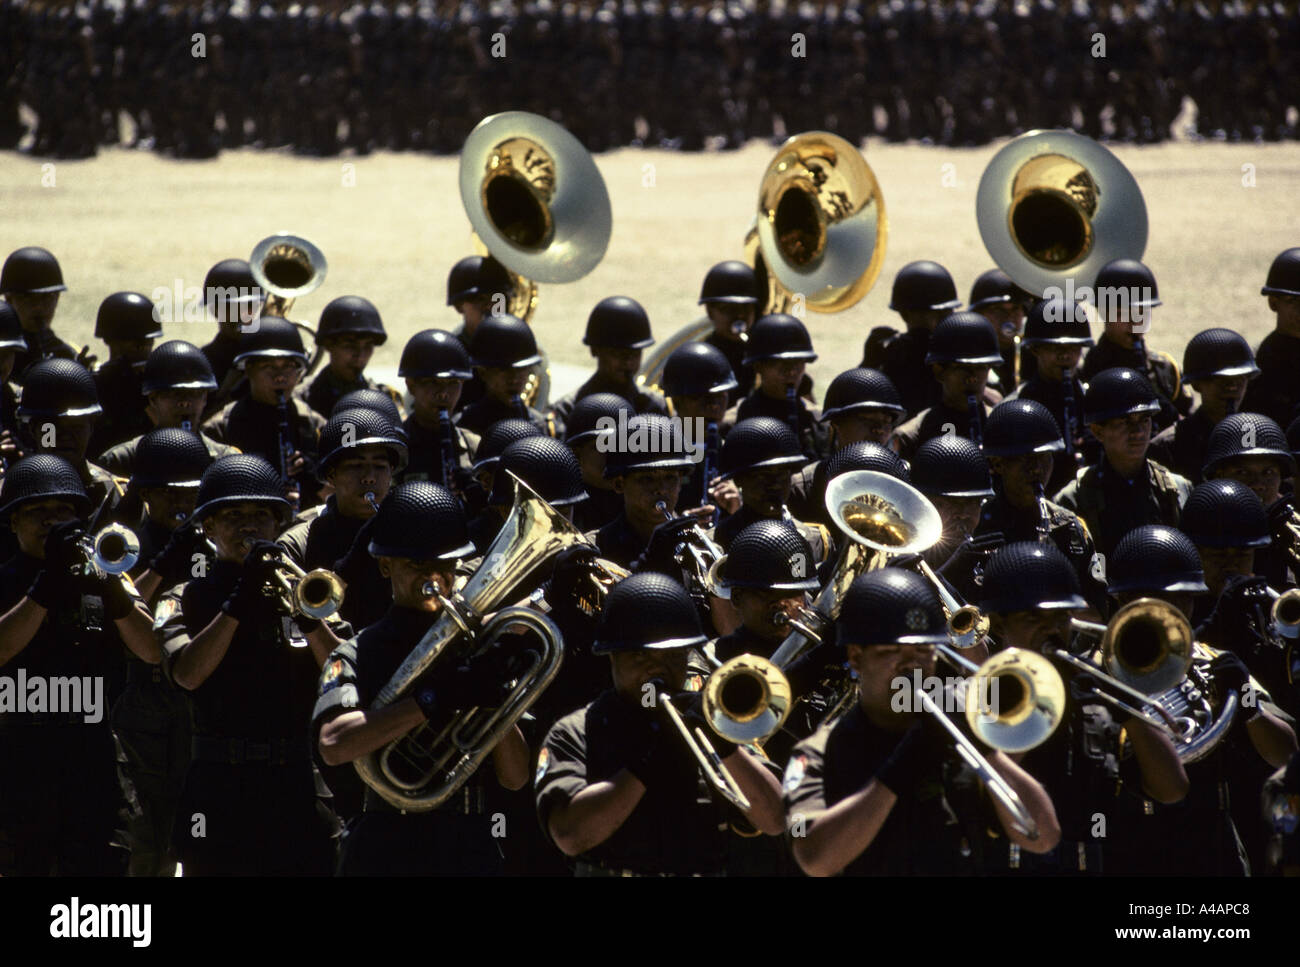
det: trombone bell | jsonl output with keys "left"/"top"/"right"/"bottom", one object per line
{"left": 964, "top": 648, "right": 1065, "bottom": 753}
{"left": 755, "top": 131, "right": 887, "bottom": 313}
{"left": 703, "top": 654, "right": 792, "bottom": 745}
{"left": 976, "top": 130, "right": 1148, "bottom": 298}
{"left": 1101, "top": 597, "right": 1192, "bottom": 695}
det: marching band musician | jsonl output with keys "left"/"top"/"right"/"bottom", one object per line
{"left": 395, "top": 329, "right": 480, "bottom": 495}
{"left": 535, "top": 571, "right": 785, "bottom": 876}
{"left": 967, "top": 268, "right": 1031, "bottom": 393}
{"left": 201, "top": 316, "right": 326, "bottom": 510}
{"left": 467, "top": 436, "right": 588, "bottom": 555}
{"left": 0, "top": 302, "right": 26, "bottom": 466}
{"left": 563, "top": 393, "right": 632, "bottom": 532}
{"left": 444, "top": 254, "right": 514, "bottom": 413}
{"left": 0, "top": 454, "right": 158, "bottom": 875}
{"left": 1242, "top": 248, "right": 1300, "bottom": 428}
{"left": 86, "top": 292, "right": 163, "bottom": 457}
{"left": 129, "top": 430, "right": 215, "bottom": 604}
{"left": 199, "top": 258, "right": 263, "bottom": 415}
{"left": 313, "top": 481, "right": 530, "bottom": 875}
{"left": 724, "top": 314, "right": 829, "bottom": 462}
{"left": 454, "top": 314, "right": 557, "bottom": 438}
{"left": 660, "top": 343, "right": 741, "bottom": 521}
{"left": 157, "top": 454, "right": 343, "bottom": 875}
{"left": 297, "top": 296, "right": 395, "bottom": 420}
{"left": 782, "top": 567, "right": 1060, "bottom": 876}
{"left": 909, "top": 436, "right": 995, "bottom": 571}
{"left": 697, "top": 261, "right": 759, "bottom": 404}
{"left": 0, "top": 246, "right": 83, "bottom": 378}
{"left": 976, "top": 542, "right": 1188, "bottom": 874}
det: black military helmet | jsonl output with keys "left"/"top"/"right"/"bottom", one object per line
{"left": 591, "top": 571, "right": 708, "bottom": 654}
{"left": 203, "top": 258, "right": 261, "bottom": 315}
{"left": 698, "top": 260, "right": 759, "bottom": 305}
{"left": 317, "top": 407, "right": 409, "bottom": 479}
{"left": 0, "top": 301, "right": 28, "bottom": 350}
{"left": 981, "top": 399, "right": 1064, "bottom": 457}
{"left": 824, "top": 441, "right": 910, "bottom": 483}
{"left": 564, "top": 392, "right": 630, "bottom": 446}
{"left": 603, "top": 414, "right": 697, "bottom": 478}
{"left": 0, "top": 246, "right": 66, "bottom": 294}
{"left": 923, "top": 312, "right": 1003, "bottom": 366}
{"left": 368, "top": 481, "right": 474, "bottom": 561}
{"left": 1093, "top": 258, "right": 1160, "bottom": 311}
{"left": 317, "top": 295, "right": 387, "bottom": 345}
{"left": 1021, "top": 297, "right": 1094, "bottom": 347}
{"left": 889, "top": 260, "right": 960, "bottom": 312}
{"left": 468, "top": 314, "right": 541, "bottom": 369}
{"left": 1179, "top": 479, "right": 1271, "bottom": 549}
{"left": 837, "top": 568, "right": 948, "bottom": 647}
{"left": 16, "top": 358, "right": 101, "bottom": 418}
{"left": 1261, "top": 248, "right": 1300, "bottom": 298}
{"left": 742, "top": 314, "right": 817, "bottom": 364}
{"left": 232, "top": 315, "right": 309, "bottom": 369}
{"left": 717, "top": 416, "right": 806, "bottom": 479}
{"left": 472, "top": 418, "right": 545, "bottom": 473}
{"left": 193, "top": 454, "right": 291, "bottom": 523}
{"left": 662, "top": 342, "right": 738, "bottom": 398}
{"left": 1082, "top": 367, "right": 1160, "bottom": 424}
{"left": 967, "top": 268, "right": 1017, "bottom": 310}
{"left": 979, "top": 542, "right": 1088, "bottom": 615}
{"left": 1203, "top": 412, "right": 1297, "bottom": 478}
{"left": 133, "top": 428, "right": 214, "bottom": 489}
{"left": 398, "top": 329, "right": 474, "bottom": 380}
{"left": 583, "top": 296, "right": 654, "bottom": 349}
{"left": 1107, "top": 525, "right": 1208, "bottom": 595}
{"left": 94, "top": 292, "right": 164, "bottom": 342}
{"left": 720, "top": 520, "right": 821, "bottom": 593}
{"left": 140, "top": 340, "right": 219, "bottom": 394}
{"left": 820, "top": 367, "right": 905, "bottom": 420}
{"left": 446, "top": 255, "right": 512, "bottom": 306}
{"left": 1181, "top": 328, "right": 1260, "bottom": 383}
{"left": 331, "top": 388, "right": 403, "bottom": 426}
{"left": 911, "top": 436, "right": 995, "bottom": 498}
{"left": 488, "top": 436, "right": 588, "bottom": 506}
{"left": 0, "top": 453, "right": 90, "bottom": 520}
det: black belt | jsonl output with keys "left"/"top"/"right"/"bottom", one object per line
{"left": 363, "top": 783, "right": 489, "bottom": 816}
{"left": 190, "top": 736, "right": 309, "bottom": 766}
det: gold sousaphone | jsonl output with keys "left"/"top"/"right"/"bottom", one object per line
{"left": 976, "top": 129, "right": 1148, "bottom": 298}
{"left": 639, "top": 131, "right": 887, "bottom": 393}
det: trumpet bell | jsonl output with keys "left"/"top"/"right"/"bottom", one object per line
{"left": 1102, "top": 596, "right": 1193, "bottom": 694}
{"left": 755, "top": 131, "right": 887, "bottom": 313}
{"left": 976, "top": 130, "right": 1147, "bottom": 298}
{"left": 822, "top": 470, "right": 944, "bottom": 559}
{"left": 1271, "top": 587, "right": 1300, "bottom": 640}
{"left": 91, "top": 523, "right": 140, "bottom": 575}
{"left": 293, "top": 568, "right": 346, "bottom": 621}
{"left": 965, "top": 648, "right": 1066, "bottom": 753}
{"left": 703, "top": 654, "right": 792, "bottom": 745}
{"left": 250, "top": 233, "right": 328, "bottom": 307}
{"left": 459, "top": 111, "right": 612, "bottom": 284}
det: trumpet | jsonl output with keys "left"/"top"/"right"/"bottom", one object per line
{"left": 267, "top": 554, "right": 346, "bottom": 621}
{"left": 915, "top": 558, "right": 989, "bottom": 650}
{"left": 75, "top": 523, "right": 141, "bottom": 576}
{"left": 363, "top": 490, "right": 381, "bottom": 514}
{"left": 1270, "top": 587, "right": 1300, "bottom": 640}
{"left": 654, "top": 500, "right": 725, "bottom": 600}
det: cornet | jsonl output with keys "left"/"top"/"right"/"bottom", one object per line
{"left": 75, "top": 523, "right": 141, "bottom": 576}
{"left": 265, "top": 552, "right": 346, "bottom": 621}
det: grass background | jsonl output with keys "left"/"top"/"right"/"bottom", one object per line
{"left": 2, "top": 139, "right": 1298, "bottom": 396}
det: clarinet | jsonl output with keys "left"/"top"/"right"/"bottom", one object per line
{"left": 276, "top": 390, "right": 298, "bottom": 512}
{"left": 966, "top": 394, "right": 983, "bottom": 447}
{"left": 786, "top": 384, "right": 801, "bottom": 443}
{"left": 701, "top": 420, "right": 720, "bottom": 526}
{"left": 1061, "top": 375, "right": 1077, "bottom": 459}
{"left": 512, "top": 394, "right": 528, "bottom": 421}
{"left": 438, "top": 406, "right": 457, "bottom": 492}
{"left": 1033, "top": 483, "right": 1051, "bottom": 544}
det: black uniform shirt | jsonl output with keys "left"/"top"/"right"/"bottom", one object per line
{"left": 586, "top": 512, "right": 647, "bottom": 570}
{"left": 1053, "top": 457, "right": 1191, "bottom": 558}
{"left": 454, "top": 395, "right": 557, "bottom": 439}
{"left": 89, "top": 357, "right": 150, "bottom": 458}
{"left": 782, "top": 703, "right": 992, "bottom": 875}
{"left": 1244, "top": 329, "right": 1300, "bottom": 428}
{"left": 549, "top": 372, "right": 669, "bottom": 430}
{"left": 12, "top": 330, "right": 78, "bottom": 382}
{"left": 535, "top": 688, "right": 731, "bottom": 875}
{"left": 892, "top": 398, "right": 991, "bottom": 463}
{"left": 1148, "top": 406, "right": 1216, "bottom": 485}
{"left": 876, "top": 328, "right": 932, "bottom": 419}
{"left": 730, "top": 389, "right": 830, "bottom": 462}
{"left": 1079, "top": 334, "right": 1187, "bottom": 430}
{"left": 97, "top": 429, "right": 239, "bottom": 478}
{"left": 201, "top": 395, "right": 325, "bottom": 505}
{"left": 297, "top": 368, "right": 396, "bottom": 422}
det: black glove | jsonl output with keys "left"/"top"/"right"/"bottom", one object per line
{"left": 548, "top": 544, "right": 600, "bottom": 609}
{"left": 1209, "top": 651, "right": 1252, "bottom": 700}
{"left": 632, "top": 516, "right": 699, "bottom": 575}
{"left": 625, "top": 683, "right": 679, "bottom": 787}
{"left": 412, "top": 646, "right": 511, "bottom": 717}
{"left": 28, "top": 520, "right": 86, "bottom": 609}
{"left": 93, "top": 573, "right": 137, "bottom": 621}
{"left": 677, "top": 690, "right": 740, "bottom": 760}
{"left": 220, "top": 540, "right": 282, "bottom": 622}
{"left": 874, "top": 717, "right": 947, "bottom": 796}
{"left": 148, "top": 518, "right": 203, "bottom": 577}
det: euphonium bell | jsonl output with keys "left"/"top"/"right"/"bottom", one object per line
{"left": 754, "top": 131, "right": 887, "bottom": 313}
{"left": 976, "top": 130, "right": 1147, "bottom": 298}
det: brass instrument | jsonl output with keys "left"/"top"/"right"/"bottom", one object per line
{"left": 654, "top": 500, "right": 725, "bottom": 601}
{"left": 354, "top": 473, "right": 579, "bottom": 811}
{"left": 651, "top": 680, "right": 751, "bottom": 811}
{"left": 1270, "top": 504, "right": 1300, "bottom": 576}
{"left": 637, "top": 130, "right": 887, "bottom": 393}
{"left": 459, "top": 111, "right": 612, "bottom": 408}
{"left": 267, "top": 554, "right": 346, "bottom": 622}
{"left": 976, "top": 130, "right": 1148, "bottom": 299}
{"left": 76, "top": 523, "right": 141, "bottom": 576}
{"left": 1064, "top": 597, "right": 1194, "bottom": 742}
{"left": 915, "top": 558, "right": 989, "bottom": 650}
{"left": 770, "top": 470, "right": 944, "bottom": 669}
{"left": 1270, "top": 587, "right": 1300, "bottom": 641}
{"left": 249, "top": 233, "right": 328, "bottom": 376}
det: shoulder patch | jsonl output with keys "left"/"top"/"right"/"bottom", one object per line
{"left": 320, "top": 659, "right": 345, "bottom": 692}
{"left": 783, "top": 753, "right": 807, "bottom": 793}
{"left": 152, "top": 595, "right": 180, "bottom": 631}
{"left": 534, "top": 745, "right": 550, "bottom": 785}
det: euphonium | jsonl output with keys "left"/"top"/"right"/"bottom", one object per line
{"left": 249, "top": 232, "right": 328, "bottom": 376}
{"left": 353, "top": 473, "right": 582, "bottom": 811}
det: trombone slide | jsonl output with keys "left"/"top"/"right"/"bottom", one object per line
{"left": 655, "top": 686, "right": 751, "bottom": 812}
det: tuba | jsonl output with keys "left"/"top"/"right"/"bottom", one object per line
{"left": 249, "top": 232, "right": 329, "bottom": 376}
{"left": 352, "top": 473, "right": 581, "bottom": 811}
{"left": 976, "top": 130, "right": 1148, "bottom": 300}
{"left": 459, "top": 111, "right": 613, "bottom": 408}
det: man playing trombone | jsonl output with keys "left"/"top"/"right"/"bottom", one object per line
{"left": 782, "top": 568, "right": 1060, "bottom": 876}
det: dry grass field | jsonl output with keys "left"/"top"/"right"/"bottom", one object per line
{"left": 2, "top": 138, "right": 1298, "bottom": 397}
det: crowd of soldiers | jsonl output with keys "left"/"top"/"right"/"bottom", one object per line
{"left": 1, "top": 236, "right": 1299, "bottom": 878}
{"left": 4, "top": 0, "right": 1299, "bottom": 160}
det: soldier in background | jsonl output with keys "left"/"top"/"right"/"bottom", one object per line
{"left": 88, "top": 292, "right": 164, "bottom": 458}
{"left": 1, "top": 246, "right": 86, "bottom": 379}
{"left": 1244, "top": 248, "right": 1300, "bottom": 428}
